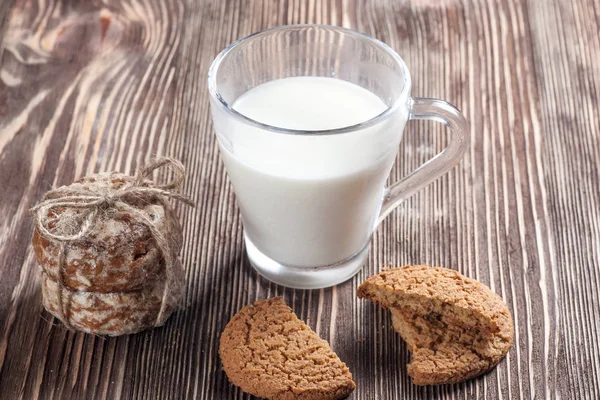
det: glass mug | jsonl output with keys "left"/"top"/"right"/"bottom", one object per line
{"left": 208, "top": 25, "right": 468, "bottom": 289}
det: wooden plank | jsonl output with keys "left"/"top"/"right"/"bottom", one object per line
{"left": 527, "top": 0, "right": 600, "bottom": 398}
{"left": 0, "top": 0, "right": 598, "bottom": 399}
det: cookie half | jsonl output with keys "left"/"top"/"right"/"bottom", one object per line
{"left": 219, "top": 297, "right": 356, "bottom": 399}
{"left": 358, "top": 265, "right": 514, "bottom": 385}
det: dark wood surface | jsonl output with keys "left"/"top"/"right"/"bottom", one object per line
{"left": 1, "top": 0, "right": 599, "bottom": 398}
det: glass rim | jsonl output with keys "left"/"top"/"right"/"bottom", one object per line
{"left": 207, "top": 24, "right": 411, "bottom": 136}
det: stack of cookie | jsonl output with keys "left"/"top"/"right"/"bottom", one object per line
{"left": 33, "top": 172, "right": 186, "bottom": 336}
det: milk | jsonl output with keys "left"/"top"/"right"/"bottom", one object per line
{"left": 217, "top": 77, "right": 403, "bottom": 267}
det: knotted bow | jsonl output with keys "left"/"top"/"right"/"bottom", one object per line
{"left": 30, "top": 157, "right": 195, "bottom": 330}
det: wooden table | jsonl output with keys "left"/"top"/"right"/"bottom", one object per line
{"left": 1, "top": 0, "right": 599, "bottom": 399}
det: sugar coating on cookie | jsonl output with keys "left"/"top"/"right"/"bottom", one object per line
{"left": 358, "top": 265, "right": 514, "bottom": 385}
{"left": 219, "top": 297, "right": 356, "bottom": 399}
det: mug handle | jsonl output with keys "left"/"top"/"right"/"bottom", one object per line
{"left": 378, "top": 97, "right": 469, "bottom": 224}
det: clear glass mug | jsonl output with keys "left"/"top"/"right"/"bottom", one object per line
{"left": 208, "top": 25, "right": 468, "bottom": 289}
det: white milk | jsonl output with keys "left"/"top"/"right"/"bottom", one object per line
{"left": 218, "top": 77, "right": 401, "bottom": 267}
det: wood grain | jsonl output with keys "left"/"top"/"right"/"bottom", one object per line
{"left": 0, "top": 1, "right": 14, "bottom": 55}
{"left": 0, "top": 0, "right": 599, "bottom": 399}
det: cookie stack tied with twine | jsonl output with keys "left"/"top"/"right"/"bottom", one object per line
{"left": 30, "top": 157, "right": 194, "bottom": 336}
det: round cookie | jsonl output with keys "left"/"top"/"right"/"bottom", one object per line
{"left": 358, "top": 265, "right": 514, "bottom": 385}
{"left": 219, "top": 297, "right": 356, "bottom": 399}
{"left": 41, "top": 261, "right": 183, "bottom": 335}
